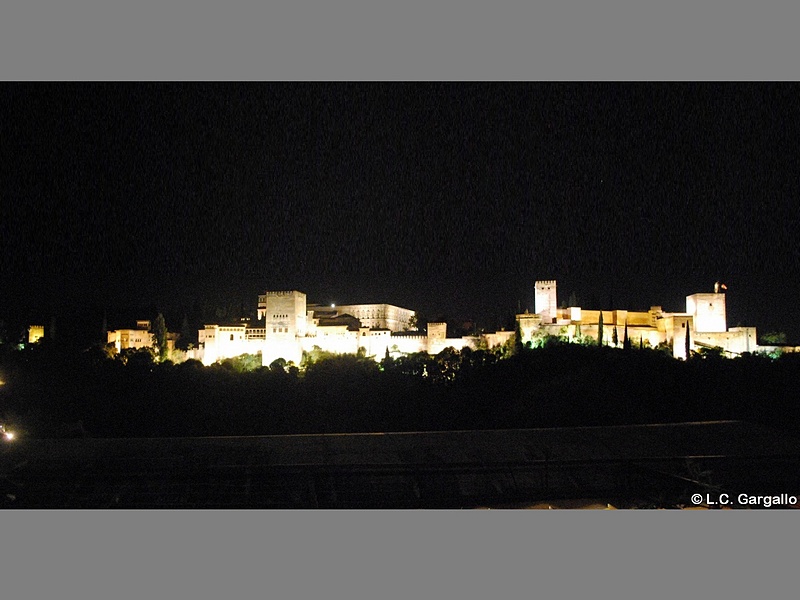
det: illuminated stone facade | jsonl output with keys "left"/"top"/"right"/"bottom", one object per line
{"left": 195, "top": 279, "right": 783, "bottom": 366}
{"left": 198, "top": 291, "right": 480, "bottom": 366}
{"left": 328, "top": 303, "right": 415, "bottom": 332}
{"left": 27, "top": 325, "right": 45, "bottom": 344}
{"left": 107, "top": 327, "right": 154, "bottom": 353}
{"left": 107, "top": 321, "right": 176, "bottom": 355}
{"left": 518, "top": 280, "right": 764, "bottom": 359}
{"left": 198, "top": 325, "right": 252, "bottom": 365}
{"left": 686, "top": 293, "right": 726, "bottom": 333}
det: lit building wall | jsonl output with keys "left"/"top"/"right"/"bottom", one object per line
{"left": 517, "top": 313, "right": 543, "bottom": 345}
{"left": 198, "top": 325, "right": 256, "bottom": 365}
{"left": 107, "top": 329, "right": 154, "bottom": 353}
{"left": 333, "top": 303, "right": 415, "bottom": 332}
{"left": 262, "top": 338, "right": 302, "bottom": 366}
{"left": 662, "top": 315, "right": 694, "bottom": 360}
{"left": 626, "top": 310, "right": 656, "bottom": 327}
{"left": 727, "top": 327, "right": 757, "bottom": 354}
{"left": 359, "top": 328, "right": 392, "bottom": 358}
{"left": 387, "top": 335, "right": 428, "bottom": 356}
{"left": 522, "top": 302, "right": 673, "bottom": 349}
{"left": 694, "top": 327, "right": 757, "bottom": 356}
{"left": 482, "top": 330, "right": 514, "bottom": 349}
{"left": 429, "top": 337, "right": 476, "bottom": 355}
{"left": 305, "top": 325, "right": 359, "bottom": 355}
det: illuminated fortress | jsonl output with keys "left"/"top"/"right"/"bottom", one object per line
{"left": 190, "top": 281, "right": 777, "bottom": 366}
{"left": 518, "top": 280, "right": 757, "bottom": 360}
{"left": 197, "top": 290, "right": 478, "bottom": 366}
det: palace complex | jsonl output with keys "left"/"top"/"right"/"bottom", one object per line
{"left": 187, "top": 281, "right": 785, "bottom": 366}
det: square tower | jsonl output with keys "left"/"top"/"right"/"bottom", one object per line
{"left": 516, "top": 313, "right": 543, "bottom": 346}
{"left": 263, "top": 290, "right": 308, "bottom": 338}
{"left": 426, "top": 322, "right": 448, "bottom": 354}
{"left": 28, "top": 325, "right": 45, "bottom": 344}
{"left": 535, "top": 280, "right": 558, "bottom": 324}
{"left": 686, "top": 293, "right": 726, "bottom": 333}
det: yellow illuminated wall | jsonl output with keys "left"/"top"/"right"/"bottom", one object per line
{"left": 28, "top": 325, "right": 44, "bottom": 344}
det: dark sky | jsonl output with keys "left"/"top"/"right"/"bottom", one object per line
{"left": 1, "top": 83, "right": 799, "bottom": 343}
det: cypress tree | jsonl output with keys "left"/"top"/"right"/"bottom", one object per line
{"left": 151, "top": 313, "right": 168, "bottom": 362}
{"left": 177, "top": 314, "right": 193, "bottom": 351}
{"left": 597, "top": 310, "right": 604, "bottom": 346}
{"left": 685, "top": 320, "right": 691, "bottom": 360}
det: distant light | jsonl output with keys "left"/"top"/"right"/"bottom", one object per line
{"left": 331, "top": 304, "right": 335, "bottom": 309}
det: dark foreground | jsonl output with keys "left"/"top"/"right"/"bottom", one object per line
{"left": 1, "top": 421, "right": 799, "bottom": 509}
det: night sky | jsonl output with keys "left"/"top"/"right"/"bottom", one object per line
{"left": 2, "top": 83, "right": 799, "bottom": 343}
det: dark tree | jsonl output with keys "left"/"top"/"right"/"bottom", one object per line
{"left": 685, "top": 321, "right": 691, "bottom": 360}
{"left": 623, "top": 321, "right": 632, "bottom": 351}
{"left": 761, "top": 331, "right": 787, "bottom": 345}
{"left": 176, "top": 314, "right": 193, "bottom": 351}
{"left": 151, "top": 313, "right": 168, "bottom": 362}
{"left": 123, "top": 346, "right": 156, "bottom": 368}
{"left": 381, "top": 346, "right": 394, "bottom": 372}
{"left": 597, "top": 310, "right": 604, "bottom": 346}
{"left": 101, "top": 311, "right": 108, "bottom": 344}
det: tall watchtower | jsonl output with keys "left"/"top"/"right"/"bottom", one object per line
{"left": 686, "top": 292, "right": 726, "bottom": 333}
{"left": 535, "top": 280, "right": 558, "bottom": 324}
{"left": 263, "top": 290, "right": 308, "bottom": 338}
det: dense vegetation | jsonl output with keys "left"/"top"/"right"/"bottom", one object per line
{"left": 1, "top": 339, "right": 798, "bottom": 438}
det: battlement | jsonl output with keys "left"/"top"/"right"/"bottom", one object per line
{"left": 535, "top": 280, "right": 557, "bottom": 288}
{"left": 265, "top": 290, "right": 304, "bottom": 297}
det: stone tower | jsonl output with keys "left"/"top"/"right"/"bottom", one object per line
{"left": 263, "top": 290, "right": 308, "bottom": 338}
{"left": 686, "top": 292, "right": 726, "bottom": 333}
{"left": 260, "top": 290, "right": 307, "bottom": 366}
{"left": 535, "top": 280, "right": 558, "bottom": 324}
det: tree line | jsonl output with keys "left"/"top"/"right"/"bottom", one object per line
{"left": 0, "top": 336, "right": 798, "bottom": 439}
